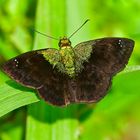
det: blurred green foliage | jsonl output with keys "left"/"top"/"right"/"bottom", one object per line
{"left": 0, "top": 0, "right": 140, "bottom": 140}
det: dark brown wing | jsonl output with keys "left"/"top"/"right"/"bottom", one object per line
{"left": 2, "top": 49, "right": 70, "bottom": 106}
{"left": 91, "top": 38, "right": 134, "bottom": 74}
{"left": 69, "top": 37, "right": 134, "bottom": 103}
{"left": 74, "top": 37, "right": 134, "bottom": 74}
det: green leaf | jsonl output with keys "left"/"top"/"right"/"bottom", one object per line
{"left": 0, "top": 81, "right": 39, "bottom": 117}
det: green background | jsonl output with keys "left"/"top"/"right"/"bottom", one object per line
{"left": 0, "top": 0, "right": 140, "bottom": 140}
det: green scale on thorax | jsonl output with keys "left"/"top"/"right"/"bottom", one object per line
{"left": 39, "top": 37, "right": 92, "bottom": 77}
{"left": 59, "top": 38, "right": 75, "bottom": 77}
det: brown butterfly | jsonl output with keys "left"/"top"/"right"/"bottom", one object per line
{"left": 1, "top": 20, "right": 135, "bottom": 106}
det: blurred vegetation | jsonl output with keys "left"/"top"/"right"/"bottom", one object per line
{"left": 0, "top": 0, "right": 140, "bottom": 140}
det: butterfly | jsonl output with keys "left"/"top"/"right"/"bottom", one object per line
{"left": 1, "top": 36, "right": 134, "bottom": 106}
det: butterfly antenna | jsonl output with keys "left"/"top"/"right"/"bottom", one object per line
{"left": 68, "top": 19, "right": 90, "bottom": 39}
{"left": 32, "top": 29, "right": 59, "bottom": 40}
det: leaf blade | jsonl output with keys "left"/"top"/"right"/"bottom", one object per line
{"left": 0, "top": 82, "right": 39, "bottom": 117}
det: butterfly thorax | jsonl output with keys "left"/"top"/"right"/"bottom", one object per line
{"left": 39, "top": 37, "right": 93, "bottom": 77}
{"left": 40, "top": 37, "right": 76, "bottom": 77}
{"left": 59, "top": 37, "right": 75, "bottom": 77}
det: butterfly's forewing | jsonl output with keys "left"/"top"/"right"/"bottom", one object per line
{"left": 74, "top": 38, "right": 134, "bottom": 74}
{"left": 2, "top": 49, "right": 70, "bottom": 106}
{"left": 72, "top": 38, "right": 134, "bottom": 103}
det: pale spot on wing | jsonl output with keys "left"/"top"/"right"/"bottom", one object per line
{"left": 118, "top": 39, "right": 123, "bottom": 48}
{"left": 14, "top": 59, "right": 19, "bottom": 67}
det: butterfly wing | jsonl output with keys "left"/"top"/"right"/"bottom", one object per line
{"left": 69, "top": 37, "right": 134, "bottom": 103}
{"left": 2, "top": 49, "right": 70, "bottom": 106}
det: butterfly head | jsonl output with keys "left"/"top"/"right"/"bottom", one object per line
{"left": 58, "top": 37, "right": 71, "bottom": 49}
